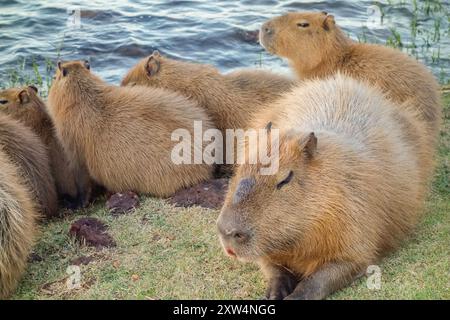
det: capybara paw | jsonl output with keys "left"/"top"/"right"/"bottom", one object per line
{"left": 265, "top": 272, "right": 298, "bottom": 300}
{"left": 284, "top": 280, "right": 323, "bottom": 300}
{"left": 60, "top": 195, "right": 82, "bottom": 210}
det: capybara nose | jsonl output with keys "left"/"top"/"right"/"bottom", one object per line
{"left": 217, "top": 220, "right": 250, "bottom": 244}
{"left": 261, "top": 21, "right": 274, "bottom": 35}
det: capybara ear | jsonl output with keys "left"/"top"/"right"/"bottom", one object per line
{"left": 58, "top": 61, "right": 69, "bottom": 77}
{"left": 322, "top": 14, "right": 335, "bottom": 31}
{"left": 28, "top": 85, "right": 38, "bottom": 94}
{"left": 146, "top": 52, "right": 161, "bottom": 77}
{"left": 17, "top": 89, "right": 30, "bottom": 104}
{"left": 300, "top": 132, "right": 317, "bottom": 159}
{"left": 84, "top": 60, "right": 91, "bottom": 70}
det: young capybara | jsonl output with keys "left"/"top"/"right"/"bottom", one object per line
{"left": 0, "top": 147, "right": 38, "bottom": 299}
{"left": 121, "top": 51, "right": 295, "bottom": 131}
{"left": 0, "top": 86, "right": 79, "bottom": 207}
{"left": 217, "top": 74, "right": 433, "bottom": 300}
{"left": 260, "top": 11, "right": 441, "bottom": 145}
{"left": 47, "top": 60, "right": 213, "bottom": 197}
{"left": 0, "top": 113, "right": 58, "bottom": 218}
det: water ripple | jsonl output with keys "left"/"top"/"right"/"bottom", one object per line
{"left": 0, "top": 0, "right": 448, "bottom": 86}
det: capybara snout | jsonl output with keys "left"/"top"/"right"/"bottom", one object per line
{"left": 217, "top": 209, "right": 252, "bottom": 247}
{"left": 259, "top": 21, "right": 275, "bottom": 51}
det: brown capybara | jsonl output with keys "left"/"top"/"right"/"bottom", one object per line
{"left": 0, "top": 113, "right": 58, "bottom": 218}
{"left": 260, "top": 11, "right": 442, "bottom": 145}
{"left": 47, "top": 60, "right": 214, "bottom": 197}
{"left": 217, "top": 74, "right": 432, "bottom": 300}
{"left": 121, "top": 51, "right": 295, "bottom": 131}
{"left": 0, "top": 147, "right": 39, "bottom": 299}
{"left": 0, "top": 86, "right": 79, "bottom": 207}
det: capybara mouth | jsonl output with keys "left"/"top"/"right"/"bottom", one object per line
{"left": 259, "top": 28, "right": 276, "bottom": 54}
{"left": 220, "top": 236, "right": 239, "bottom": 258}
{"left": 260, "top": 37, "right": 276, "bottom": 55}
{"left": 225, "top": 247, "right": 237, "bottom": 257}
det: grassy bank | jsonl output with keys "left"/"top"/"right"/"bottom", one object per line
{"left": 10, "top": 93, "right": 450, "bottom": 300}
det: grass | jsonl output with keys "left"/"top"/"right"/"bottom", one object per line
{"left": 10, "top": 93, "right": 450, "bottom": 300}
{"left": 3, "top": 0, "right": 449, "bottom": 299}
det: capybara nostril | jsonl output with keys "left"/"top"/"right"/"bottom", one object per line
{"left": 261, "top": 22, "right": 274, "bottom": 35}
{"left": 230, "top": 229, "right": 250, "bottom": 243}
{"left": 217, "top": 219, "right": 250, "bottom": 244}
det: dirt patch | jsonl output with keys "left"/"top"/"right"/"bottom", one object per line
{"left": 70, "top": 255, "right": 94, "bottom": 266}
{"left": 69, "top": 217, "right": 116, "bottom": 249}
{"left": 106, "top": 191, "right": 140, "bottom": 216}
{"left": 168, "top": 178, "right": 228, "bottom": 209}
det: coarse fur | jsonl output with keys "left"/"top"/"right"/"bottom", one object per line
{"left": 0, "top": 86, "right": 78, "bottom": 204}
{"left": 0, "top": 113, "right": 58, "bottom": 218}
{"left": 47, "top": 60, "right": 213, "bottom": 197}
{"left": 121, "top": 51, "right": 295, "bottom": 131}
{"left": 260, "top": 11, "right": 442, "bottom": 146}
{"left": 217, "top": 74, "right": 431, "bottom": 300}
{"left": 0, "top": 147, "right": 38, "bottom": 299}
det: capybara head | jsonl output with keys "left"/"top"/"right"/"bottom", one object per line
{"left": 121, "top": 51, "right": 217, "bottom": 89}
{"left": 0, "top": 85, "right": 44, "bottom": 119}
{"left": 217, "top": 129, "right": 324, "bottom": 261}
{"left": 49, "top": 60, "right": 97, "bottom": 106}
{"left": 121, "top": 50, "right": 162, "bottom": 87}
{"left": 260, "top": 11, "right": 348, "bottom": 72}
{"left": 54, "top": 60, "right": 91, "bottom": 82}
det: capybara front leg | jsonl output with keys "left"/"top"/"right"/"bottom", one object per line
{"left": 73, "top": 162, "right": 93, "bottom": 208}
{"left": 263, "top": 264, "right": 300, "bottom": 300}
{"left": 284, "top": 262, "right": 362, "bottom": 300}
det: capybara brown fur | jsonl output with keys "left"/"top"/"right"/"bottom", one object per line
{"left": 47, "top": 60, "right": 213, "bottom": 197}
{"left": 217, "top": 74, "right": 432, "bottom": 300}
{"left": 121, "top": 51, "right": 295, "bottom": 131}
{"left": 0, "top": 86, "right": 78, "bottom": 206}
{"left": 260, "top": 11, "right": 441, "bottom": 145}
{"left": 0, "top": 147, "right": 38, "bottom": 299}
{"left": 0, "top": 113, "right": 58, "bottom": 218}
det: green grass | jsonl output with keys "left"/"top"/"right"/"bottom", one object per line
{"left": 10, "top": 94, "right": 450, "bottom": 300}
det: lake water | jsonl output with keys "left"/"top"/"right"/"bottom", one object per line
{"left": 0, "top": 0, "right": 449, "bottom": 90}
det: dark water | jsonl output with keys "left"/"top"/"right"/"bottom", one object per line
{"left": 0, "top": 0, "right": 449, "bottom": 91}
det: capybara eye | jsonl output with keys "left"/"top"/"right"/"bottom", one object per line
{"left": 62, "top": 68, "right": 69, "bottom": 77}
{"left": 276, "top": 171, "right": 294, "bottom": 190}
{"left": 0, "top": 99, "right": 8, "bottom": 105}
{"left": 297, "top": 22, "right": 310, "bottom": 28}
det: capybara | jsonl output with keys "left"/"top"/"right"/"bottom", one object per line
{"left": 47, "top": 60, "right": 213, "bottom": 197}
{"left": 217, "top": 74, "right": 432, "bottom": 300}
{"left": 121, "top": 51, "right": 295, "bottom": 131}
{"left": 260, "top": 11, "right": 441, "bottom": 145}
{"left": 0, "top": 113, "right": 58, "bottom": 218}
{"left": 0, "top": 86, "right": 79, "bottom": 207}
{"left": 0, "top": 147, "right": 39, "bottom": 299}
